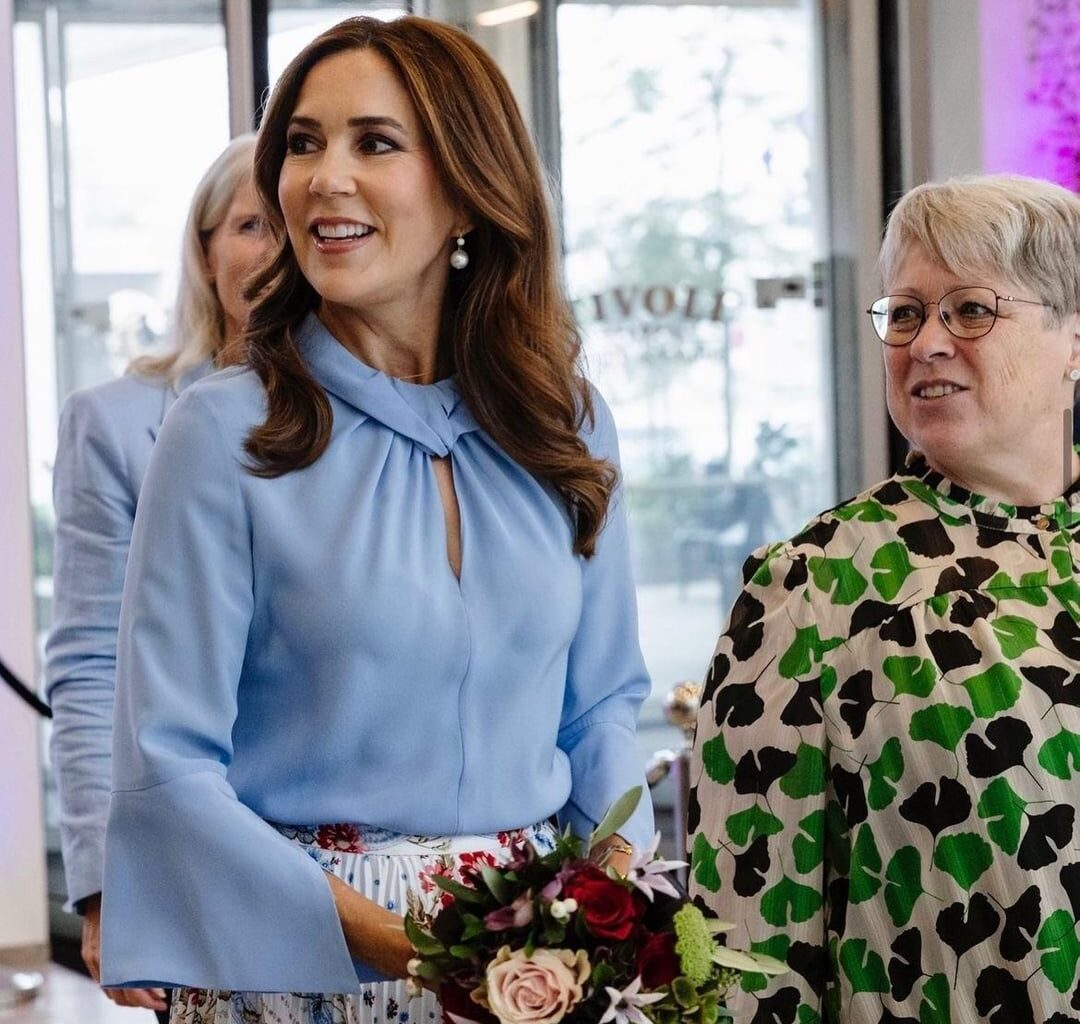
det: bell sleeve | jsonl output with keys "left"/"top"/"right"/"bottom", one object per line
{"left": 556, "top": 390, "right": 655, "bottom": 852}
{"left": 45, "top": 389, "right": 136, "bottom": 911}
{"left": 687, "top": 546, "right": 830, "bottom": 1020}
{"left": 100, "top": 386, "right": 376, "bottom": 993}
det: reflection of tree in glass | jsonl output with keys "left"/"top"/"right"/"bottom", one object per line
{"left": 560, "top": 5, "right": 813, "bottom": 478}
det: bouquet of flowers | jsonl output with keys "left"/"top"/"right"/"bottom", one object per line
{"left": 403, "top": 788, "right": 784, "bottom": 1024}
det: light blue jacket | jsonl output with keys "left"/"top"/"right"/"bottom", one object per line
{"left": 101, "top": 314, "right": 654, "bottom": 993}
{"left": 45, "top": 363, "right": 213, "bottom": 911}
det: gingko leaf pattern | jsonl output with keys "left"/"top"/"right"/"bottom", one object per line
{"left": 1037, "top": 910, "right": 1080, "bottom": 993}
{"left": 866, "top": 737, "right": 904, "bottom": 811}
{"left": 792, "top": 810, "right": 827, "bottom": 874}
{"left": 691, "top": 832, "right": 721, "bottom": 893}
{"left": 871, "top": 541, "right": 915, "bottom": 600}
{"left": 807, "top": 556, "right": 868, "bottom": 606}
{"left": 908, "top": 703, "right": 974, "bottom": 752}
{"left": 688, "top": 452, "right": 1080, "bottom": 1021}
{"left": 918, "top": 973, "right": 950, "bottom": 1024}
{"left": 933, "top": 833, "right": 993, "bottom": 890}
{"left": 760, "top": 875, "right": 824, "bottom": 927}
{"left": 991, "top": 615, "right": 1040, "bottom": 659}
{"left": 961, "top": 663, "right": 1023, "bottom": 717}
{"left": 1038, "top": 729, "right": 1080, "bottom": 780}
{"left": 976, "top": 778, "right": 1027, "bottom": 855}
{"left": 725, "top": 804, "right": 784, "bottom": 846}
{"left": 848, "top": 825, "right": 883, "bottom": 903}
{"left": 699, "top": 733, "right": 736, "bottom": 785}
{"left": 833, "top": 499, "right": 897, "bottom": 524}
{"left": 838, "top": 939, "right": 889, "bottom": 994}
{"left": 883, "top": 656, "right": 937, "bottom": 699}
{"left": 884, "top": 847, "right": 925, "bottom": 928}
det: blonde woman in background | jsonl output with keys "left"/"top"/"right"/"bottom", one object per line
{"left": 45, "top": 133, "right": 273, "bottom": 1019}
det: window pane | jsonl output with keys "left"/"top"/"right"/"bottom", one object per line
{"left": 66, "top": 24, "right": 229, "bottom": 279}
{"left": 15, "top": 7, "right": 231, "bottom": 912}
{"left": 558, "top": 2, "right": 834, "bottom": 728}
{"left": 269, "top": 4, "right": 405, "bottom": 87}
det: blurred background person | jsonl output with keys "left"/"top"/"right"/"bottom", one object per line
{"left": 688, "top": 174, "right": 1080, "bottom": 1022}
{"left": 45, "top": 132, "right": 271, "bottom": 1019}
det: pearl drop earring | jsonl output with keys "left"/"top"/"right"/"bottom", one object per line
{"left": 1070, "top": 368, "right": 1080, "bottom": 382}
{"left": 450, "top": 235, "right": 469, "bottom": 270}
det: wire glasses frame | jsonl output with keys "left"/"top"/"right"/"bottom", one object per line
{"left": 866, "top": 286, "right": 1054, "bottom": 346}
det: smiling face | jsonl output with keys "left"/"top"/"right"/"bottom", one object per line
{"left": 883, "top": 240, "right": 1080, "bottom": 497}
{"left": 277, "top": 47, "right": 464, "bottom": 325}
{"left": 205, "top": 178, "right": 273, "bottom": 342}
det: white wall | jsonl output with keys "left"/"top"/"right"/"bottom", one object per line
{"left": 926, "top": 0, "right": 983, "bottom": 181}
{"left": 0, "top": 0, "right": 50, "bottom": 954}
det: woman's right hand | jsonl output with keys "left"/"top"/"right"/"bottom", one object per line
{"left": 324, "top": 872, "right": 418, "bottom": 980}
{"left": 82, "top": 895, "right": 168, "bottom": 1011}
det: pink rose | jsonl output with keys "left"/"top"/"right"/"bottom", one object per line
{"left": 481, "top": 946, "right": 590, "bottom": 1024}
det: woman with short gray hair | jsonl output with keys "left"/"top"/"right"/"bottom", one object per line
{"left": 688, "top": 174, "right": 1080, "bottom": 1022}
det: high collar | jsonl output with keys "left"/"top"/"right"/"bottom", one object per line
{"left": 296, "top": 312, "right": 480, "bottom": 457}
{"left": 902, "top": 450, "right": 1080, "bottom": 534}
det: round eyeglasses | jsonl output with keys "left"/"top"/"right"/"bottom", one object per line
{"left": 866, "top": 286, "right": 1053, "bottom": 346}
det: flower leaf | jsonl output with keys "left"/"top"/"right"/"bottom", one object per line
{"left": 414, "top": 959, "right": 443, "bottom": 982}
{"left": 671, "top": 976, "right": 697, "bottom": 1007}
{"left": 460, "top": 918, "right": 488, "bottom": 941}
{"left": 712, "top": 947, "right": 786, "bottom": 975}
{"left": 588, "top": 786, "right": 643, "bottom": 850}
{"left": 479, "top": 864, "right": 512, "bottom": 904}
{"left": 431, "top": 875, "right": 487, "bottom": 904}
{"left": 404, "top": 915, "right": 446, "bottom": 956}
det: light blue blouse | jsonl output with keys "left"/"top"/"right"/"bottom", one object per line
{"left": 101, "top": 313, "right": 654, "bottom": 993}
{"left": 45, "top": 363, "right": 212, "bottom": 911}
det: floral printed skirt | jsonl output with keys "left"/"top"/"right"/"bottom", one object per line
{"left": 169, "top": 820, "right": 557, "bottom": 1024}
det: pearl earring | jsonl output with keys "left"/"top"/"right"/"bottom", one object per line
{"left": 450, "top": 235, "right": 469, "bottom": 270}
{"left": 1070, "top": 368, "right": 1080, "bottom": 382}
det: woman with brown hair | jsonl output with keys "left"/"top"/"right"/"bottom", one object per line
{"left": 100, "top": 16, "right": 653, "bottom": 1023}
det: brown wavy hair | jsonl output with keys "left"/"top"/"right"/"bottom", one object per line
{"left": 245, "top": 15, "right": 615, "bottom": 556}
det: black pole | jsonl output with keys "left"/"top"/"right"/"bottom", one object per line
{"left": 252, "top": 0, "right": 270, "bottom": 128}
{"left": 878, "top": 0, "right": 910, "bottom": 475}
{"left": 0, "top": 656, "right": 51, "bottom": 719}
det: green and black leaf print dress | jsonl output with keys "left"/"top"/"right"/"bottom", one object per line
{"left": 688, "top": 453, "right": 1080, "bottom": 1024}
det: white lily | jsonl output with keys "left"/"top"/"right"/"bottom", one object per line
{"left": 625, "top": 832, "right": 685, "bottom": 901}
{"left": 598, "top": 974, "right": 666, "bottom": 1024}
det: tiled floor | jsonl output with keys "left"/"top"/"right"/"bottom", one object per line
{"left": 1, "top": 964, "right": 155, "bottom": 1024}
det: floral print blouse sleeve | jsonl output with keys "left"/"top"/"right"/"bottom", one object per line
{"left": 689, "top": 455, "right": 1080, "bottom": 1024}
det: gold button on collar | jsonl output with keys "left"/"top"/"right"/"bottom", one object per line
{"left": 1033, "top": 514, "right": 1051, "bottom": 530}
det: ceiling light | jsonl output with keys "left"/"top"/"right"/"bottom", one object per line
{"left": 475, "top": 1, "right": 539, "bottom": 28}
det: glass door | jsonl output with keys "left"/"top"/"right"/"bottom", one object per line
{"left": 556, "top": 0, "right": 835, "bottom": 760}
{"left": 14, "top": 0, "right": 231, "bottom": 930}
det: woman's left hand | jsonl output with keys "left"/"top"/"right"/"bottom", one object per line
{"left": 325, "top": 873, "right": 418, "bottom": 979}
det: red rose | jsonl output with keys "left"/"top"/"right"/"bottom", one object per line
{"left": 637, "top": 931, "right": 679, "bottom": 989}
{"left": 439, "top": 982, "right": 498, "bottom": 1024}
{"left": 562, "top": 863, "right": 642, "bottom": 940}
